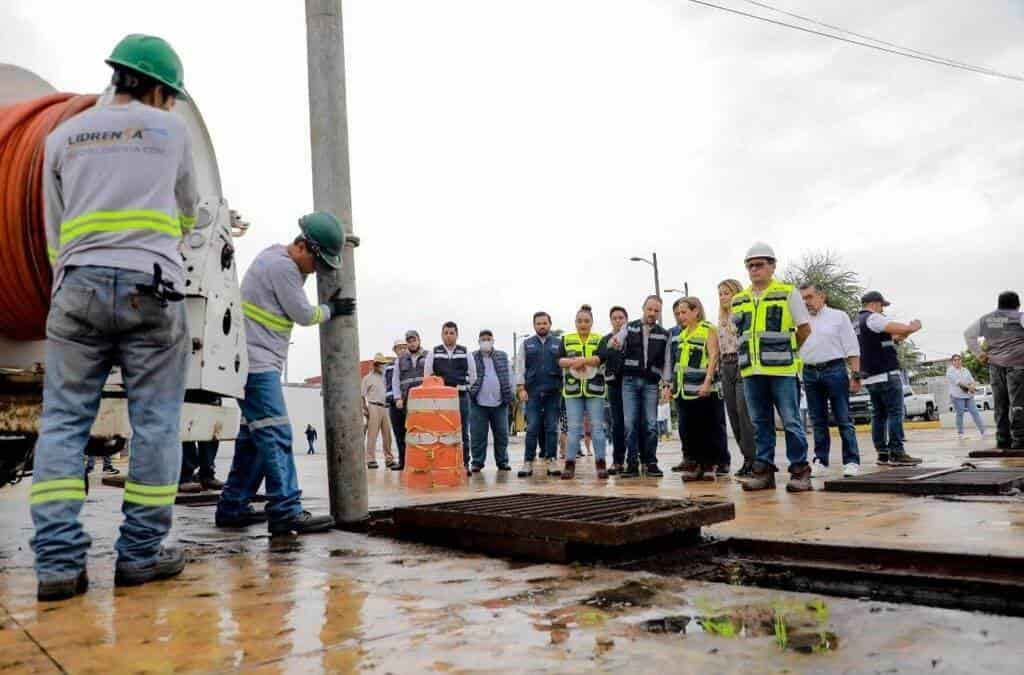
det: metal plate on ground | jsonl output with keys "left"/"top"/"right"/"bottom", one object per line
{"left": 392, "top": 493, "right": 735, "bottom": 548}
{"left": 968, "top": 450, "right": 1024, "bottom": 458}
{"left": 825, "top": 467, "right": 1024, "bottom": 495}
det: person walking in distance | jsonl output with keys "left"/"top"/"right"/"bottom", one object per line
{"left": 391, "top": 331, "right": 427, "bottom": 471}
{"left": 31, "top": 34, "right": 195, "bottom": 600}
{"left": 216, "top": 212, "right": 355, "bottom": 535}
{"left": 799, "top": 283, "right": 862, "bottom": 478}
{"left": 385, "top": 338, "right": 408, "bottom": 469}
{"left": 362, "top": 353, "right": 395, "bottom": 469}
{"left": 602, "top": 306, "right": 630, "bottom": 475}
{"left": 855, "top": 291, "right": 923, "bottom": 466}
{"left": 672, "top": 298, "right": 729, "bottom": 482}
{"left": 965, "top": 291, "right": 1024, "bottom": 451}
{"left": 732, "top": 243, "right": 814, "bottom": 492}
{"left": 515, "top": 312, "right": 564, "bottom": 477}
{"left": 305, "top": 425, "right": 317, "bottom": 454}
{"left": 558, "top": 305, "right": 610, "bottom": 479}
{"left": 615, "top": 296, "right": 671, "bottom": 478}
{"left": 424, "top": 322, "right": 476, "bottom": 474}
{"left": 468, "top": 330, "right": 514, "bottom": 472}
{"left": 946, "top": 354, "right": 985, "bottom": 439}
{"left": 717, "top": 279, "right": 757, "bottom": 477}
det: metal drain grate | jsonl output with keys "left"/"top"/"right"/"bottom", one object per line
{"left": 392, "top": 493, "right": 734, "bottom": 548}
{"left": 825, "top": 467, "right": 1024, "bottom": 495}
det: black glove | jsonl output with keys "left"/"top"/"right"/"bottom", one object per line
{"left": 328, "top": 290, "right": 356, "bottom": 318}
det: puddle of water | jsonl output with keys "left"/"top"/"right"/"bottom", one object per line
{"left": 582, "top": 580, "right": 660, "bottom": 609}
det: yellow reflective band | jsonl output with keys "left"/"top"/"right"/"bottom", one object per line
{"left": 47, "top": 246, "right": 58, "bottom": 264}
{"left": 179, "top": 213, "right": 196, "bottom": 231}
{"left": 124, "top": 481, "right": 178, "bottom": 507}
{"left": 59, "top": 209, "right": 181, "bottom": 246}
{"left": 30, "top": 478, "right": 87, "bottom": 505}
{"left": 242, "top": 301, "right": 293, "bottom": 332}
{"left": 312, "top": 306, "right": 323, "bottom": 324}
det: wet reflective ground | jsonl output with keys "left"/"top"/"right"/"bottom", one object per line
{"left": 2, "top": 427, "right": 1023, "bottom": 673}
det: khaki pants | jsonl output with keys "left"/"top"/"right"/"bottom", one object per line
{"left": 365, "top": 404, "right": 394, "bottom": 464}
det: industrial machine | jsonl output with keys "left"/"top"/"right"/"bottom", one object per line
{"left": 0, "top": 64, "right": 249, "bottom": 486}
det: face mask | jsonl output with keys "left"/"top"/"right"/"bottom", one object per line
{"left": 480, "top": 340, "right": 494, "bottom": 352}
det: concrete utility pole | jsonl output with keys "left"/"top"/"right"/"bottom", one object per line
{"left": 305, "top": 0, "right": 367, "bottom": 525}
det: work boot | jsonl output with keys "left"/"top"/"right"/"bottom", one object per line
{"left": 876, "top": 453, "right": 891, "bottom": 466}
{"left": 215, "top": 507, "right": 269, "bottom": 528}
{"left": 740, "top": 462, "right": 776, "bottom": 491}
{"left": 545, "top": 458, "right": 562, "bottom": 476}
{"left": 560, "top": 461, "right": 576, "bottom": 480}
{"left": 595, "top": 459, "right": 608, "bottom": 479}
{"left": 715, "top": 464, "right": 731, "bottom": 477}
{"left": 37, "top": 569, "right": 88, "bottom": 602}
{"left": 607, "top": 463, "right": 622, "bottom": 476}
{"left": 671, "top": 461, "right": 687, "bottom": 472}
{"left": 497, "top": 464, "right": 512, "bottom": 472}
{"left": 786, "top": 464, "right": 814, "bottom": 493}
{"left": 471, "top": 464, "right": 483, "bottom": 473}
{"left": 888, "top": 451, "right": 923, "bottom": 466}
{"left": 199, "top": 475, "right": 224, "bottom": 491}
{"left": 645, "top": 463, "right": 664, "bottom": 477}
{"left": 517, "top": 461, "right": 534, "bottom": 477}
{"left": 619, "top": 463, "right": 640, "bottom": 478}
{"left": 390, "top": 463, "right": 404, "bottom": 471}
{"left": 114, "top": 547, "right": 186, "bottom": 587}
{"left": 269, "top": 511, "right": 335, "bottom": 536}
{"left": 734, "top": 460, "right": 753, "bottom": 477}
{"left": 679, "top": 463, "right": 703, "bottom": 481}
{"left": 367, "top": 461, "right": 379, "bottom": 469}
{"left": 178, "top": 481, "right": 202, "bottom": 494}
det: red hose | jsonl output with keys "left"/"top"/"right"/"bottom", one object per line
{"left": 0, "top": 93, "right": 97, "bottom": 340}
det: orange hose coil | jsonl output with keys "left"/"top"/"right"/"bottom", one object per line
{"left": 0, "top": 93, "right": 97, "bottom": 340}
{"left": 402, "top": 376, "right": 467, "bottom": 489}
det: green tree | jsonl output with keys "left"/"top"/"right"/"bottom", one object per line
{"left": 782, "top": 250, "right": 864, "bottom": 317}
{"left": 897, "top": 339, "right": 926, "bottom": 378}
{"left": 961, "top": 349, "right": 990, "bottom": 384}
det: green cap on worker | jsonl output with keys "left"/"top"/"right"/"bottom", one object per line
{"left": 106, "top": 34, "right": 187, "bottom": 99}
{"left": 298, "top": 211, "right": 344, "bottom": 269}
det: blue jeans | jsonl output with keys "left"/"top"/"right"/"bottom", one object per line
{"left": 742, "top": 375, "right": 809, "bottom": 472}
{"left": 85, "top": 454, "right": 114, "bottom": 473}
{"left": 803, "top": 362, "right": 860, "bottom": 466}
{"left": 216, "top": 371, "right": 303, "bottom": 525}
{"left": 31, "top": 266, "right": 187, "bottom": 582}
{"left": 566, "top": 396, "right": 607, "bottom": 461}
{"left": 524, "top": 389, "right": 560, "bottom": 462}
{"left": 458, "top": 391, "right": 471, "bottom": 468}
{"left": 866, "top": 373, "right": 905, "bottom": 455}
{"left": 470, "top": 402, "right": 510, "bottom": 467}
{"left": 607, "top": 381, "right": 627, "bottom": 465}
{"left": 951, "top": 397, "right": 985, "bottom": 435}
{"left": 622, "top": 376, "right": 659, "bottom": 466}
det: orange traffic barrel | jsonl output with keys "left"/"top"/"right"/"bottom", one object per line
{"left": 402, "top": 376, "right": 466, "bottom": 489}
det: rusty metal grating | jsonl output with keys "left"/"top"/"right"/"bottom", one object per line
{"left": 392, "top": 493, "right": 735, "bottom": 548}
{"left": 825, "top": 467, "right": 1024, "bottom": 495}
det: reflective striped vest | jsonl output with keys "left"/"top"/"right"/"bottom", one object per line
{"left": 731, "top": 279, "right": 801, "bottom": 377}
{"left": 674, "top": 320, "right": 716, "bottom": 400}
{"left": 562, "top": 332, "right": 606, "bottom": 398}
{"left": 431, "top": 344, "right": 470, "bottom": 389}
{"left": 398, "top": 350, "right": 428, "bottom": 399}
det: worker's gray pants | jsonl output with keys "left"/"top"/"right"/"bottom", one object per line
{"left": 990, "top": 364, "right": 1024, "bottom": 446}
{"left": 30, "top": 266, "right": 187, "bottom": 584}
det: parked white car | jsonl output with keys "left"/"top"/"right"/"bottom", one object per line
{"left": 974, "top": 385, "right": 994, "bottom": 411}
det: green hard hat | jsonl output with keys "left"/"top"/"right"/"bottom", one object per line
{"left": 298, "top": 212, "right": 344, "bottom": 269}
{"left": 106, "top": 34, "right": 187, "bottom": 99}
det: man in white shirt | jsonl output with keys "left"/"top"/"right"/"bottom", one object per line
{"left": 799, "top": 284, "right": 861, "bottom": 477}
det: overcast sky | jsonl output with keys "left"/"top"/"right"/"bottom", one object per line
{"left": 3, "top": 1, "right": 1022, "bottom": 381}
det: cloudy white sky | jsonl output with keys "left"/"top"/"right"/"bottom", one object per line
{"left": 3, "top": 0, "right": 1022, "bottom": 381}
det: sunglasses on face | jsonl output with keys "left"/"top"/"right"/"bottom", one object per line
{"left": 746, "top": 261, "right": 770, "bottom": 270}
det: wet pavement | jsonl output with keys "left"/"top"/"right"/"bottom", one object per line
{"left": 2, "top": 426, "right": 1023, "bottom": 673}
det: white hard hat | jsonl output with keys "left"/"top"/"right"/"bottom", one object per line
{"left": 744, "top": 242, "right": 776, "bottom": 263}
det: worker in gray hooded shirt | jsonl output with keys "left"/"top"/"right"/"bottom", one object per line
{"left": 215, "top": 211, "right": 355, "bottom": 535}
{"left": 32, "top": 34, "right": 196, "bottom": 602}
{"left": 965, "top": 291, "right": 1024, "bottom": 450}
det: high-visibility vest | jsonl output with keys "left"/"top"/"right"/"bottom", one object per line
{"left": 561, "top": 332, "right": 606, "bottom": 398}
{"left": 731, "top": 279, "right": 801, "bottom": 377}
{"left": 675, "top": 320, "right": 716, "bottom": 400}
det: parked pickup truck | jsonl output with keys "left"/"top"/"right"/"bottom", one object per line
{"left": 847, "top": 379, "right": 938, "bottom": 423}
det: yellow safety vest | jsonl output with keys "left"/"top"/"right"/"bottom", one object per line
{"left": 675, "top": 320, "right": 717, "bottom": 400}
{"left": 731, "top": 279, "right": 801, "bottom": 377}
{"left": 562, "top": 332, "right": 606, "bottom": 398}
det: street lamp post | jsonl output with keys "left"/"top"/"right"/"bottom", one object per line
{"left": 664, "top": 282, "right": 690, "bottom": 297}
{"left": 630, "top": 252, "right": 662, "bottom": 321}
